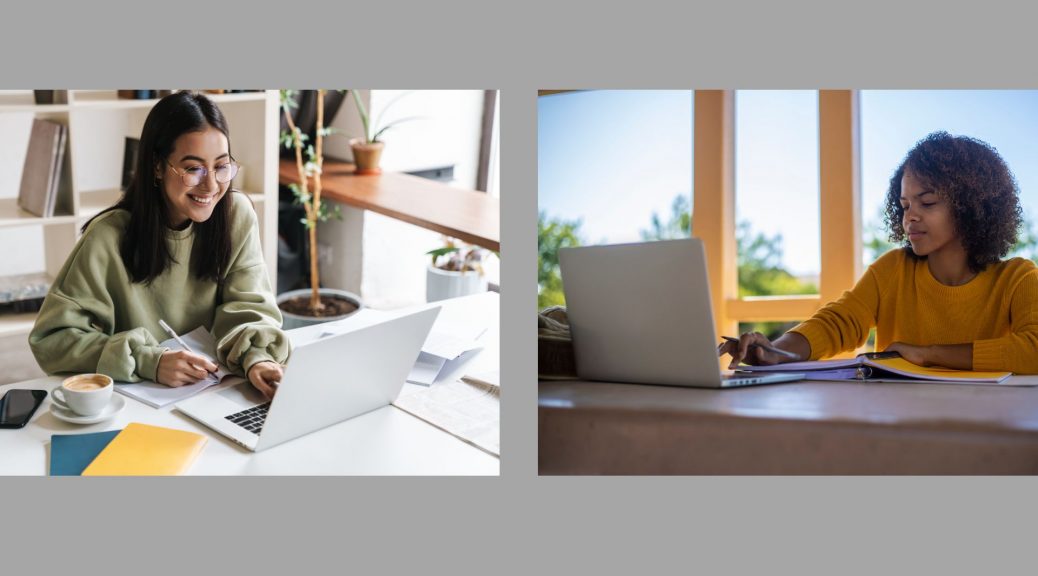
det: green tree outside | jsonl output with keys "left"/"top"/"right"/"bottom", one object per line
{"left": 538, "top": 211, "right": 583, "bottom": 310}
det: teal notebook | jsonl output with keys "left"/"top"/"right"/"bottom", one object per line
{"left": 49, "top": 430, "right": 122, "bottom": 476}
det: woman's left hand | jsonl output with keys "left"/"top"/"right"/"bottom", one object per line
{"left": 883, "top": 342, "right": 931, "bottom": 366}
{"left": 247, "top": 361, "right": 284, "bottom": 400}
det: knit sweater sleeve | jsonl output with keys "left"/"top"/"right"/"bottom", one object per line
{"left": 27, "top": 214, "right": 168, "bottom": 382}
{"left": 972, "top": 267, "right": 1038, "bottom": 373}
{"left": 788, "top": 255, "right": 889, "bottom": 360}
{"left": 213, "top": 193, "right": 291, "bottom": 376}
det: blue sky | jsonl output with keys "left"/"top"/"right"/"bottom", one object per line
{"left": 539, "top": 90, "right": 1038, "bottom": 276}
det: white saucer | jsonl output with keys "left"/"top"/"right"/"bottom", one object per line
{"left": 50, "top": 395, "right": 126, "bottom": 425}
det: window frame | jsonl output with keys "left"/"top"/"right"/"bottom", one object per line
{"left": 693, "top": 90, "right": 862, "bottom": 359}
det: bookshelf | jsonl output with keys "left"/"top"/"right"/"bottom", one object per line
{"left": 0, "top": 90, "right": 280, "bottom": 338}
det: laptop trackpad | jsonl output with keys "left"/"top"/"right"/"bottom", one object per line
{"left": 217, "top": 382, "right": 266, "bottom": 409}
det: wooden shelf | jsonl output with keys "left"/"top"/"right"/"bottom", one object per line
{"left": 78, "top": 188, "right": 122, "bottom": 221}
{"left": 72, "top": 91, "right": 267, "bottom": 109}
{"left": 0, "top": 198, "right": 76, "bottom": 228}
{"left": 279, "top": 159, "right": 500, "bottom": 252}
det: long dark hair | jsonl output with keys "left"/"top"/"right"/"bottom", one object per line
{"left": 84, "top": 91, "right": 233, "bottom": 284}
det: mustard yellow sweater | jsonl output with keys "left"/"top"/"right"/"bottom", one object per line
{"left": 790, "top": 248, "right": 1038, "bottom": 373}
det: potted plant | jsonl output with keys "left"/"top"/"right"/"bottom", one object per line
{"left": 425, "top": 237, "right": 491, "bottom": 302}
{"left": 346, "top": 90, "right": 421, "bottom": 175}
{"left": 277, "top": 89, "right": 362, "bottom": 329}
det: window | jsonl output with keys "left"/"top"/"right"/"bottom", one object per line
{"left": 735, "top": 90, "right": 820, "bottom": 297}
{"left": 538, "top": 90, "right": 692, "bottom": 308}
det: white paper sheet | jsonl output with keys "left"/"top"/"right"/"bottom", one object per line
{"left": 393, "top": 379, "right": 500, "bottom": 456}
{"left": 115, "top": 326, "right": 235, "bottom": 409}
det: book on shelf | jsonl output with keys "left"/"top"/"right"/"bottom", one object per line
{"left": 17, "top": 118, "right": 67, "bottom": 218}
{"left": 117, "top": 90, "right": 157, "bottom": 100}
{"left": 32, "top": 90, "right": 68, "bottom": 105}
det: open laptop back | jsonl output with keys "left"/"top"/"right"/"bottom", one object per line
{"left": 558, "top": 238, "right": 801, "bottom": 388}
{"left": 177, "top": 307, "right": 439, "bottom": 451}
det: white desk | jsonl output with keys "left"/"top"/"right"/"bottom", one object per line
{"left": 0, "top": 293, "right": 499, "bottom": 475}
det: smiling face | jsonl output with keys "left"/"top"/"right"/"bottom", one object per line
{"left": 157, "top": 127, "right": 231, "bottom": 228}
{"left": 900, "top": 169, "right": 960, "bottom": 258}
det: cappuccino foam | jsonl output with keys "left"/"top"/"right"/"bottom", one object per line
{"left": 64, "top": 376, "right": 110, "bottom": 392}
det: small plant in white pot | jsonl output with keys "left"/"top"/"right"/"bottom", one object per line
{"left": 425, "top": 238, "right": 490, "bottom": 302}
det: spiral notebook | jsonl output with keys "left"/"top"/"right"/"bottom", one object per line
{"left": 737, "top": 352, "right": 1013, "bottom": 384}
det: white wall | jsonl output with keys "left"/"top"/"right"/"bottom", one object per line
{"left": 316, "top": 90, "right": 493, "bottom": 309}
{"left": 0, "top": 110, "right": 45, "bottom": 277}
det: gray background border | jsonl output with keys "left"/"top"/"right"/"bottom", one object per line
{"left": 2, "top": 0, "right": 1036, "bottom": 572}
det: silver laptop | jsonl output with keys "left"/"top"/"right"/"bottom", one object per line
{"left": 176, "top": 307, "right": 439, "bottom": 451}
{"left": 559, "top": 238, "right": 803, "bottom": 388}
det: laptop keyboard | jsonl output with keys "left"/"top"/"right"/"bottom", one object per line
{"left": 224, "top": 402, "right": 272, "bottom": 434}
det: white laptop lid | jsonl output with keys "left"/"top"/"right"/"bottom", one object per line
{"left": 559, "top": 238, "right": 724, "bottom": 387}
{"left": 255, "top": 306, "right": 440, "bottom": 451}
{"left": 178, "top": 307, "right": 440, "bottom": 452}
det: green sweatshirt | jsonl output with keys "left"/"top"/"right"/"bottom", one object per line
{"left": 28, "top": 191, "right": 290, "bottom": 382}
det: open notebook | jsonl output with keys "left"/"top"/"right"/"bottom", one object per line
{"left": 115, "top": 326, "right": 239, "bottom": 408}
{"left": 737, "top": 351, "right": 1014, "bottom": 385}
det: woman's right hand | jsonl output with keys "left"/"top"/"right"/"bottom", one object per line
{"left": 156, "top": 350, "right": 219, "bottom": 387}
{"left": 717, "top": 331, "right": 786, "bottom": 369}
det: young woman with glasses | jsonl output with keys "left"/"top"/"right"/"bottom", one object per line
{"left": 30, "top": 91, "right": 288, "bottom": 399}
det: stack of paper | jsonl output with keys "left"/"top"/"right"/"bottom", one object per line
{"left": 116, "top": 326, "right": 237, "bottom": 408}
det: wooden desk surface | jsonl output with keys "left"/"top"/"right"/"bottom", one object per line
{"left": 279, "top": 159, "right": 500, "bottom": 252}
{"left": 539, "top": 379, "right": 1038, "bottom": 475}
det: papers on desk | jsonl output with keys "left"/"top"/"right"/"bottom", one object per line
{"left": 394, "top": 379, "right": 500, "bottom": 456}
{"left": 407, "top": 331, "right": 485, "bottom": 386}
{"left": 115, "top": 326, "right": 239, "bottom": 409}
{"left": 317, "top": 310, "right": 487, "bottom": 386}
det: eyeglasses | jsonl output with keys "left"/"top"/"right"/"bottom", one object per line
{"left": 166, "top": 158, "right": 239, "bottom": 188}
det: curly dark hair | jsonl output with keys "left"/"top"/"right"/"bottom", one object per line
{"left": 884, "top": 131, "right": 1022, "bottom": 272}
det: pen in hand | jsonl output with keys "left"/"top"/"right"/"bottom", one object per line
{"left": 158, "top": 319, "right": 218, "bottom": 379}
{"left": 720, "top": 336, "right": 801, "bottom": 361}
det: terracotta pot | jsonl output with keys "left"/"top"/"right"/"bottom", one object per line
{"left": 349, "top": 138, "right": 385, "bottom": 175}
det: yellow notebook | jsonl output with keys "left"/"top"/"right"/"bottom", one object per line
{"left": 82, "top": 422, "right": 207, "bottom": 476}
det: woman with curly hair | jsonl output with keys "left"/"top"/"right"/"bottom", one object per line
{"left": 720, "top": 131, "right": 1038, "bottom": 373}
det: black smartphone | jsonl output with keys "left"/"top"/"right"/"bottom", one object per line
{"left": 0, "top": 389, "right": 48, "bottom": 429}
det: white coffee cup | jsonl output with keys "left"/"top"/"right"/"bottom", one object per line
{"left": 51, "top": 374, "right": 114, "bottom": 417}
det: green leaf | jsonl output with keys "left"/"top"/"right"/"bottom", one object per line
{"left": 371, "top": 115, "right": 424, "bottom": 142}
{"left": 350, "top": 90, "right": 371, "bottom": 142}
{"left": 426, "top": 246, "right": 460, "bottom": 258}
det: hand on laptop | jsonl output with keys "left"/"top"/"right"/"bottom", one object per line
{"left": 157, "top": 350, "right": 220, "bottom": 387}
{"left": 718, "top": 331, "right": 805, "bottom": 369}
{"left": 248, "top": 361, "right": 284, "bottom": 400}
